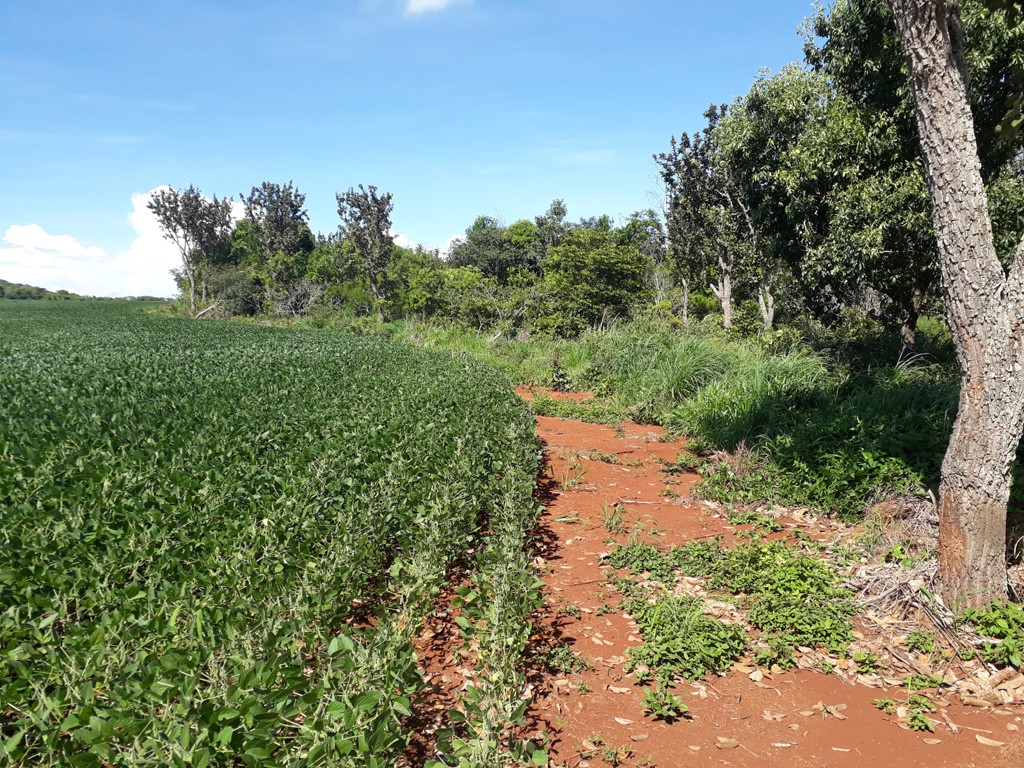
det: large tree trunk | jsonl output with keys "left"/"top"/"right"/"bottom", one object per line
{"left": 888, "top": 0, "right": 1024, "bottom": 608}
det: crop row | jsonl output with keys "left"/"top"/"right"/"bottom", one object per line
{"left": 0, "top": 301, "right": 540, "bottom": 767}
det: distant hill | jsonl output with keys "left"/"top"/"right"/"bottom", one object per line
{"left": 0, "top": 279, "right": 169, "bottom": 302}
{"left": 0, "top": 278, "right": 86, "bottom": 300}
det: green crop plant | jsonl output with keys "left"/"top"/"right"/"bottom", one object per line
{"left": 0, "top": 301, "right": 542, "bottom": 767}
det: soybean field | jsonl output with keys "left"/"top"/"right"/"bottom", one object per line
{"left": 0, "top": 301, "right": 541, "bottom": 767}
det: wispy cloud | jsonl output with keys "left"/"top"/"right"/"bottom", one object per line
{"left": 404, "top": 0, "right": 471, "bottom": 16}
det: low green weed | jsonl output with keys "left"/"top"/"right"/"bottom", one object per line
{"left": 727, "top": 508, "right": 783, "bottom": 533}
{"left": 642, "top": 680, "right": 690, "bottom": 722}
{"left": 965, "top": 602, "right": 1024, "bottom": 668}
{"left": 542, "top": 645, "right": 594, "bottom": 675}
{"left": 622, "top": 593, "right": 746, "bottom": 680}
{"left": 530, "top": 395, "right": 628, "bottom": 425}
{"left": 604, "top": 542, "right": 676, "bottom": 581}
{"left": 906, "top": 631, "right": 936, "bottom": 654}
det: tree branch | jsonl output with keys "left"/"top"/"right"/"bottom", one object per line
{"left": 194, "top": 300, "right": 223, "bottom": 319}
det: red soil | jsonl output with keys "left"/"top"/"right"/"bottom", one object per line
{"left": 405, "top": 388, "right": 1024, "bottom": 767}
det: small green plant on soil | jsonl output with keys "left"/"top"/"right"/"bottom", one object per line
{"left": 853, "top": 652, "right": 881, "bottom": 674}
{"left": 903, "top": 673, "right": 946, "bottom": 691}
{"left": 557, "top": 453, "right": 589, "bottom": 490}
{"left": 560, "top": 602, "right": 583, "bottom": 619}
{"left": 601, "top": 502, "right": 629, "bottom": 534}
{"left": 874, "top": 694, "right": 934, "bottom": 730}
{"left": 542, "top": 644, "right": 594, "bottom": 675}
{"left": 622, "top": 589, "right": 747, "bottom": 680}
{"left": 600, "top": 745, "right": 631, "bottom": 766}
{"left": 906, "top": 695, "right": 937, "bottom": 731}
{"left": 589, "top": 450, "right": 620, "bottom": 464}
{"left": 754, "top": 632, "right": 798, "bottom": 670}
{"left": 727, "top": 507, "right": 784, "bottom": 533}
{"left": 575, "top": 680, "right": 592, "bottom": 693}
{"left": 964, "top": 601, "right": 1024, "bottom": 668}
{"left": 873, "top": 698, "right": 898, "bottom": 713}
{"left": 906, "top": 631, "right": 936, "bottom": 654}
{"left": 642, "top": 680, "right": 690, "bottom": 722}
{"left": 595, "top": 602, "right": 616, "bottom": 615}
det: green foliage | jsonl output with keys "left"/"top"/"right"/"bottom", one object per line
{"left": 753, "top": 633, "right": 798, "bottom": 670}
{"left": 906, "top": 631, "right": 937, "bottom": 654}
{"left": 965, "top": 601, "right": 1024, "bottom": 668}
{"left": 727, "top": 508, "right": 783, "bottom": 532}
{"left": 641, "top": 680, "right": 689, "bottom": 722}
{"left": 0, "top": 280, "right": 88, "bottom": 300}
{"left": 0, "top": 301, "right": 540, "bottom": 767}
{"left": 605, "top": 543, "right": 677, "bottom": 581}
{"left": 622, "top": 592, "right": 747, "bottom": 680}
{"left": 538, "top": 242, "right": 653, "bottom": 336}
{"left": 529, "top": 395, "right": 629, "bottom": 425}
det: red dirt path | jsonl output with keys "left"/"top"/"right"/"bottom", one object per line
{"left": 513, "top": 387, "right": 1024, "bottom": 768}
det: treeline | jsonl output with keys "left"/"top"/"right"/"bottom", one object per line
{"left": 151, "top": 180, "right": 666, "bottom": 336}
{"left": 157, "top": 0, "right": 1023, "bottom": 354}
{"left": 0, "top": 279, "right": 85, "bottom": 301}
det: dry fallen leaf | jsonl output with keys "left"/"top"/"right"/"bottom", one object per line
{"left": 716, "top": 738, "right": 740, "bottom": 750}
{"left": 609, "top": 686, "right": 630, "bottom": 694}
{"left": 629, "top": 734, "right": 648, "bottom": 742}
{"left": 581, "top": 739, "right": 597, "bottom": 751}
{"left": 962, "top": 697, "right": 993, "bottom": 708}
{"left": 614, "top": 717, "right": 634, "bottom": 725}
{"left": 976, "top": 735, "right": 1006, "bottom": 747}
{"left": 688, "top": 745, "right": 701, "bottom": 752}
{"left": 798, "top": 710, "right": 816, "bottom": 717}
{"left": 771, "top": 742, "right": 792, "bottom": 748}
{"left": 750, "top": 669, "right": 764, "bottom": 682}
{"left": 923, "top": 739, "right": 942, "bottom": 745}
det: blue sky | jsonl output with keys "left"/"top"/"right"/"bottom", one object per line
{"left": 1, "top": 0, "right": 817, "bottom": 296}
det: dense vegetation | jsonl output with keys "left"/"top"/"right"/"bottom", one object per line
{"left": 0, "top": 301, "right": 541, "bottom": 767}
{"left": 130, "top": 2, "right": 1023, "bottom": 543}
{"left": 0, "top": 279, "right": 87, "bottom": 301}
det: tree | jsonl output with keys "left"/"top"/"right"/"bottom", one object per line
{"left": 800, "top": 0, "right": 1024, "bottom": 351}
{"left": 656, "top": 106, "right": 753, "bottom": 327}
{"left": 541, "top": 242, "right": 653, "bottom": 335}
{"left": 148, "top": 185, "right": 233, "bottom": 317}
{"left": 336, "top": 184, "right": 395, "bottom": 322}
{"left": 886, "top": 0, "right": 1024, "bottom": 607}
{"left": 240, "top": 181, "right": 310, "bottom": 266}
{"left": 447, "top": 215, "right": 538, "bottom": 282}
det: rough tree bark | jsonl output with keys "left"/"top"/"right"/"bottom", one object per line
{"left": 709, "top": 248, "right": 733, "bottom": 328}
{"left": 888, "top": 0, "right": 1024, "bottom": 608}
{"left": 757, "top": 267, "right": 775, "bottom": 331}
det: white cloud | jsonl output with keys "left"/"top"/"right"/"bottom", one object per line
{"left": 443, "top": 234, "right": 465, "bottom": 258}
{"left": 390, "top": 228, "right": 419, "bottom": 250}
{"left": 0, "top": 188, "right": 183, "bottom": 297}
{"left": 405, "top": 0, "right": 470, "bottom": 16}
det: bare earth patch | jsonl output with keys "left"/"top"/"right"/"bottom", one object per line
{"left": 511, "top": 388, "right": 1024, "bottom": 768}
